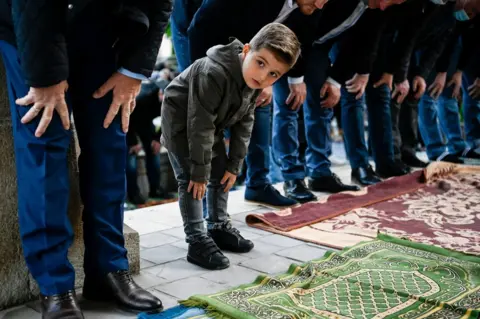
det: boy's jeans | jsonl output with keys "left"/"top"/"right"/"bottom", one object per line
{"left": 463, "top": 70, "right": 480, "bottom": 149}
{"left": 167, "top": 141, "right": 230, "bottom": 243}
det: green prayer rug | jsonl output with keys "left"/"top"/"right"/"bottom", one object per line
{"left": 181, "top": 234, "right": 480, "bottom": 319}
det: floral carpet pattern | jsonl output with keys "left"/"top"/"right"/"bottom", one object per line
{"left": 248, "top": 167, "right": 480, "bottom": 255}
{"left": 180, "top": 235, "right": 480, "bottom": 319}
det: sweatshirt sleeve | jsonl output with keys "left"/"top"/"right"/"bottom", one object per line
{"left": 227, "top": 105, "right": 256, "bottom": 175}
{"left": 187, "top": 72, "right": 224, "bottom": 183}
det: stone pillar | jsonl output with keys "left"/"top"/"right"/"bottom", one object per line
{"left": 0, "top": 59, "right": 140, "bottom": 310}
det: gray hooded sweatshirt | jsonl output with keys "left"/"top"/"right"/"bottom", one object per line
{"left": 161, "top": 40, "right": 260, "bottom": 183}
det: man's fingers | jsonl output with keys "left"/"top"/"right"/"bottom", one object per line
{"left": 397, "top": 92, "right": 407, "bottom": 104}
{"left": 285, "top": 92, "right": 294, "bottom": 105}
{"left": 193, "top": 185, "right": 198, "bottom": 200}
{"left": 446, "top": 79, "right": 454, "bottom": 88}
{"left": 355, "top": 89, "right": 363, "bottom": 100}
{"left": 321, "top": 97, "right": 334, "bottom": 108}
{"left": 413, "top": 81, "right": 418, "bottom": 92}
{"left": 345, "top": 78, "right": 354, "bottom": 86}
{"left": 21, "top": 103, "right": 43, "bottom": 124}
{"left": 16, "top": 93, "right": 35, "bottom": 106}
{"left": 57, "top": 99, "right": 71, "bottom": 130}
{"left": 35, "top": 105, "right": 54, "bottom": 137}
{"left": 320, "top": 84, "right": 328, "bottom": 98}
{"left": 93, "top": 79, "right": 114, "bottom": 99}
{"left": 121, "top": 102, "right": 131, "bottom": 133}
{"left": 373, "top": 79, "right": 385, "bottom": 89}
{"left": 104, "top": 101, "right": 121, "bottom": 129}
{"left": 130, "top": 99, "right": 136, "bottom": 112}
{"left": 187, "top": 182, "right": 193, "bottom": 193}
{"left": 427, "top": 83, "right": 436, "bottom": 92}
{"left": 265, "top": 95, "right": 272, "bottom": 105}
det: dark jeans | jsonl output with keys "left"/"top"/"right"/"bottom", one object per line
{"left": 170, "top": 0, "right": 203, "bottom": 71}
{"left": 0, "top": 3, "right": 128, "bottom": 295}
{"left": 272, "top": 45, "right": 333, "bottom": 180}
{"left": 463, "top": 69, "right": 480, "bottom": 149}
{"left": 341, "top": 83, "right": 395, "bottom": 169}
{"left": 168, "top": 140, "right": 230, "bottom": 243}
{"left": 391, "top": 95, "right": 419, "bottom": 160}
{"left": 126, "top": 149, "right": 161, "bottom": 200}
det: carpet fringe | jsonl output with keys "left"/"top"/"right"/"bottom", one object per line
{"left": 179, "top": 300, "right": 233, "bottom": 319}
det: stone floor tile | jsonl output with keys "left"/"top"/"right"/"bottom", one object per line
{"left": 161, "top": 227, "right": 186, "bottom": 239}
{"left": 140, "top": 244, "right": 187, "bottom": 264}
{"left": 222, "top": 251, "right": 252, "bottom": 265}
{"left": 239, "top": 240, "right": 284, "bottom": 259}
{"left": 240, "top": 254, "right": 296, "bottom": 274}
{"left": 155, "top": 277, "right": 231, "bottom": 300}
{"left": 144, "top": 259, "right": 209, "bottom": 282}
{"left": 1, "top": 306, "right": 41, "bottom": 319}
{"left": 147, "top": 289, "right": 180, "bottom": 310}
{"left": 238, "top": 226, "right": 274, "bottom": 237}
{"left": 257, "top": 234, "right": 305, "bottom": 248}
{"left": 201, "top": 264, "right": 263, "bottom": 287}
{"left": 275, "top": 245, "right": 328, "bottom": 263}
{"left": 140, "top": 258, "right": 156, "bottom": 269}
{"left": 140, "top": 231, "right": 179, "bottom": 249}
{"left": 170, "top": 240, "right": 189, "bottom": 250}
{"left": 133, "top": 271, "right": 168, "bottom": 289}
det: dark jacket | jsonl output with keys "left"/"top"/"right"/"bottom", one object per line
{"left": 456, "top": 16, "right": 480, "bottom": 76}
{"left": 161, "top": 40, "right": 260, "bottom": 183}
{"left": 0, "top": 0, "right": 14, "bottom": 45}
{"left": 11, "top": 0, "right": 172, "bottom": 87}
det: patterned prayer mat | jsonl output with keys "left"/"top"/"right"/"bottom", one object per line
{"left": 247, "top": 162, "right": 480, "bottom": 255}
{"left": 181, "top": 234, "right": 480, "bottom": 319}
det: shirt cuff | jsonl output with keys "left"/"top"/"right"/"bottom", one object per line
{"left": 288, "top": 76, "right": 304, "bottom": 84}
{"left": 118, "top": 67, "right": 148, "bottom": 81}
{"left": 326, "top": 77, "right": 341, "bottom": 89}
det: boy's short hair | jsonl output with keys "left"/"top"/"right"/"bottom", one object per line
{"left": 249, "top": 23, "right": 301, "bottom": 68}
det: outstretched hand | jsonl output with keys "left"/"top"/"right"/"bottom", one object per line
{"left": 93, "top": 72, "right": 141, "bottom": 133}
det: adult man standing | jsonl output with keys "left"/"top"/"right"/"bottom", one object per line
{"left": 0, "top": 0, "right": 171, "bottom": 318}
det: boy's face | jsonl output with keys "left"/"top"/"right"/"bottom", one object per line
{"left": 241, "top": 46, "right": 291, "bottom": 90}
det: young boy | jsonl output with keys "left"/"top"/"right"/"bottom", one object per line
{"left": 161, "top": 23, "right": 301, "bottom": 270}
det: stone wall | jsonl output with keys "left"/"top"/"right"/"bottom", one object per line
{"left": 0, "top": 58, "right": 139, "bottom": 310}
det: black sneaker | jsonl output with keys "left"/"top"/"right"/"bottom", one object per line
{"left": 208, "top": 224, "right": 254, "bottom": 253}
{"left": 459, "top": 149, "right": 480, "bottom": 160}
{"left": 187, "top": 237, "right": 230, "bottom": 270}
{"left": 438, "top": 154, "right": 464, "bottom": 164}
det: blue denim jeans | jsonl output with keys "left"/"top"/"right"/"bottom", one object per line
{"left": 462, "top": 70, "right": 480, "bottom": 149}
{"left": 167, "top": 141, "right": 230, "bottom": 243}
{"left": 419, "top": 86, "right": 466, "bottom": 160}
{"left": 340, "top": 83, "right": 395, "bottom": 169}
{"left": 170, "top": 0, "right": 203, "bottom": 71}
{"left": 272, "top": 45, "right": 332, "bottom": 180}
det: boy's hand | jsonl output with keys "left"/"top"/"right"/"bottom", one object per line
{"left": 392, "top": 79, "right": 410, "bottom": 104}
{"left": 373, "top": 73, "right": 393, "bottom": 90}
{"left": 469, "top": 78, "right": 480, "bottom": 99}
{"left": 346, "top": 73, "right": 369, "bottom": 100}
{"left": 221, "top": 171, "right": 237, "bottom": 193}
{"left": 188, "top": 181, "right": 206, "bottom": 200}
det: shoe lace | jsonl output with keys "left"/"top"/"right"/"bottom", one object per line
{"left": 114, "top": 270, "right": 133, "bottom": 283}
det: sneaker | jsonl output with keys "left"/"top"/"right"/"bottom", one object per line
{"left": 187, "top": 237, "right": 230, "bottom": 270}
{"left": 245, "top": 184, "right": 298, "bottom": 209}
{"left": 208, "top": 223, "right": 254, "bottom": 253}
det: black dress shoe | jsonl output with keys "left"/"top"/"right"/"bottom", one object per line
{"left": 401, "top": 152, "right": 428, "bottom": 168}
{"left": 40, "top": 290, "right": 84, "bottom": 319}
{"left": 376, "top": 161, "right": 411, "bottom": 179}
{"left": 308, "top": 173, "right": 360, "bottom": 193}
{"left": 283, "top": 179, "right": 317, "bottom": 203}
{"left": 83, "top": 270, "right": 163, "bottom": 313}
{"left": 208, "top": 223, "right": 254, "bottom": 253}
{"left": 351, "top": 166, "right": 382, "bottom": 186}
